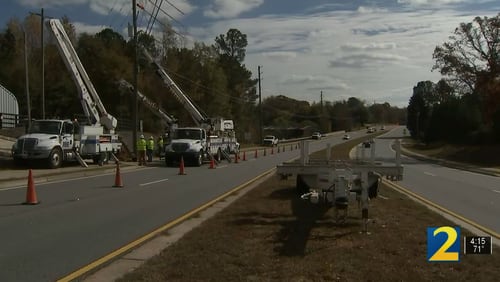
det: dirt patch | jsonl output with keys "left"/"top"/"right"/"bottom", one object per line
{"left": 117, "top": 134, "right": 499, "bottom": 282}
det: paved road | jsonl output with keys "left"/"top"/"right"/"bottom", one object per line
{"left": 0, "top": 132, "right": 351, "bottom": 282}
{"left": 373, "top": 127, "right": 500, "bottom": 235}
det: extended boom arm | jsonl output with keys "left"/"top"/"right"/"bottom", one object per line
{"left": 47, "top": 19, "right": 117, "bottom": 133}
{"left": 142, "top": 50, "right": 209, "bottom": 128}
{"left": 118, "top": 79, "right": 178, "bottom": 127}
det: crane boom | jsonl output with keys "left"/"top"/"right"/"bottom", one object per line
{"left": 118, "top": 79, "right": 178, "bottom": 127}
{"left": 142, "top": 50, "right": 208, "bottom": 128}
{"left": 46, "top": 19, "right": 117, "bottom": 133}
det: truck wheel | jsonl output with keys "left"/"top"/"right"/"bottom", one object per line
{"left": 296, "top": 175, "right": 309, "bottom": 195}
{"left": 195, "top": 151, "right": 203, "bottom": 167}
{"left": 93, "top": 153, "right": 108, "bottom": 166}
{"left": 216, "top": 149, "right": 222, "bottom": 162}
{"left": 48, "top": 147, "right": 63, "bottom": 169}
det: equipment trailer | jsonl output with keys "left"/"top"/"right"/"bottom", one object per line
{"left": 276, "top": 139, "right": 404, "bottom": 232}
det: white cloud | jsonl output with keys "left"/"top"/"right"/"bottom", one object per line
{"left": 261, "top": 51, "right": 297, "bottom": 62}
{"left": 18, "top": 0, "right": 87, "bottom": 7}
{"left": 88, "top": 0, "right": 195, "bottom": 17}
{"left": 204, "top": 0, "right": 264, "bottom": 19}
{"left": 397, "top": 0, "right": 467, "bottom": 5}
{"left": 330, "top": 53, "right": 408, "bottom": 68}
{"left": 191, "top": 7, "right": 496, "bottom": 106}
{"left": 341, "top": 42, "right": 398, "bottom": 51}
{"left": 357, "top": 6, "right": 388, "bottom": 14}
{"left": 72, "top": 21, "right": 106, "bottom": 35}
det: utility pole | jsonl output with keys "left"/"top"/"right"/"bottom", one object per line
{"left": 41, "top": 8, "right": 44, "bottom": 119}
{"left": 258, "top": 65, "right": 262, "bottom": 144}
{"left": 30, "top": 8, "right": 46, "bottom": 119}
{"left": 132, "top": 0, "right": 138, "bottom": 158}
{"left": 24, "top": 29, "right": 31, "bottom": 130}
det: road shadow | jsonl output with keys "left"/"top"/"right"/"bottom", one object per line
{"left": 230, "top": 186, "right": 357, "bottom": 257}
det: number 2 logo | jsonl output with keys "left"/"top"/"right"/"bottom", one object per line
{"left": 427, "top": 226, "right": 460, "bottom": 262}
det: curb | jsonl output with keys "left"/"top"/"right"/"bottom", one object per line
{"left": 399, "top": 144, "right": 500, "bottom": 177}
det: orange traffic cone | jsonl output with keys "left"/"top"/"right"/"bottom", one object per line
{"left": 242, "top": 151, "right": 246, "bottom": 161}
{"left": 209, "top": 158, "right": 216, "bottom": 169}
{"left": 113, "top": 162, "right": 124, "bottom": 187}
{"left": 254, "top": 149, "right": 258, "bottom": 159}
{"left": 179, "top": 156, "right": 186, "bottom": 175}
{"left": 263, "top": 148, "right": 267, "bottom": 156}
{"left": 234, "top": 152, "right": 239, "bottom": 163}
{"left": 271, "top": 147, "right": 274, "bottom": 155}
{"left": 23, "top": 169, "right": 39, "bottom": 205}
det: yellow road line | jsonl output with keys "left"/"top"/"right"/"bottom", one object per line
{"left": 383, "top": 179, "right": 500, "bottom": 240}
{"left": 57, "top": 168, "right": 276, "bottom": 282}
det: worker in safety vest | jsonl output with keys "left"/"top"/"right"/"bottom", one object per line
{"left": 146, "top": 136, "right": 155, "bottom": 162}
{"left": 157, "top": 136, "right": 164, "bottom": 159}
{"left": 137, "top": 134, "right": 147, "bottom": 165}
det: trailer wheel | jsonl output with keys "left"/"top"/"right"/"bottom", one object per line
{"left": 48, "top": 147, "right": 63, "bottom": 169}
{"left": 296, "top": 175, "right": 309, "bottom": 195}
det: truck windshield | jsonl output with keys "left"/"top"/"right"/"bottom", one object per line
{"left": 174, "top": 129, "right": 202, "bottom": 139}
{"left": 28, "top": 121, "right": 62, "bottom": 135}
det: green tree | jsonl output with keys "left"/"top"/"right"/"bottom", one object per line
{"left": 214, "top": 28, "right": 257, "bottom": 137}
{"left": 407, "top": 81, "right": 437, "bottom": 139}
{"left": 215, "top": 28, "right": 247, "bottom": 63}
{"left": 433, "top": 13, "right": 500, "bottom": 123}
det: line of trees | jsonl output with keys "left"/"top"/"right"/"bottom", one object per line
{"left": 407, "top": 13, "right": 500, "bottom": 144}
{"left": 0, "top": 14, "right": 405, "bottom": 143}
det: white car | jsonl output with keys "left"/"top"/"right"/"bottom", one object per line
{"left": 343, "top": 134, "right": 350, "bottom": 140}
{"left": 263, "top": 135, "right": 279, "bottom": 146}
{"left": 311, "top": 132, "right": 322, "bottom": 140}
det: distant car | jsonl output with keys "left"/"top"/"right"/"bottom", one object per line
{"left": 311, "top": 132, "right": 322, "bottom": 139}
{"left": 367, "top": 127, "right": 375, "bottom": 133}
{"left": 380, "top": 126, "right": 385, "bottom": 130}
{"left": 263, "top": 135, "right": 279, "bottom": 146}
{"left": 343, "top": 134, "right": 350, "bottom": 140}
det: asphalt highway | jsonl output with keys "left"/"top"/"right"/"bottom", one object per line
{"left": 0, "top": 132, "right": 348, "bottom": 282}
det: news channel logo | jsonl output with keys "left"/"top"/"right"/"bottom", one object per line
{"left": 427, "top": 226, "right": 461, "bottom": 262}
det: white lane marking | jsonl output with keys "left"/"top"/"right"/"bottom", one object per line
{"left": 378, "top": 194, "right": 389, "bottom": 200}
{"left": 493, "top": 190, "right": 500, "bottom": 194}
{"left": 217, "top": 165, "right": 228, "bottom": 168}
{"left": 424, "top": 171, "right": 436, "bottom": 177}
{"left": 140, "top": 178, "right": 169, "bottom": 186}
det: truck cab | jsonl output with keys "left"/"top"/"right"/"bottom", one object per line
{"left": 12, "top": 119, "right": 76, "bottom": 168}
{"left": 164, "top": 127, "right": 207, "bottom": 167}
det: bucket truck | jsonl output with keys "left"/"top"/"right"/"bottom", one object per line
{"left": 142, "top": 50, "right": 239, "bottom": 166}
{"left": 11, "top": 19, "right": 121, "bottom": 168}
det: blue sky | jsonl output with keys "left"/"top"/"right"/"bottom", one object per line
{"left": 2, "top": 0, "right": 499, "bottom": 107}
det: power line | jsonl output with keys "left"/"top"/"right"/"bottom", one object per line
{"left": 146, "top": 0, "right": 186, "bottom": 32}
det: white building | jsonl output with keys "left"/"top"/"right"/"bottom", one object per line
{"left": 0, "top": 84, "right": 19, "bottom": 128}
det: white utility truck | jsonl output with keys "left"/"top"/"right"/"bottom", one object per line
{"left": 142, "top": 50, "right": 239, "bottom": 166}
{"left": 11, "top": 19, "right": 121, "bottom": 168}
